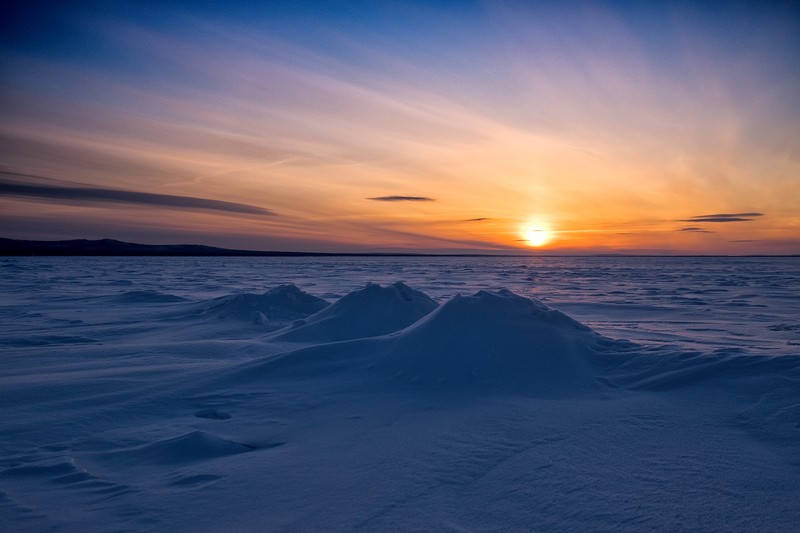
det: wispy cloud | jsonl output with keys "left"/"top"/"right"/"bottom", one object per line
{"left": 366, "top": 196, "right": 435, "bottom": 202}
{"left": 464, "top": 217, "right": 490, "bottom": 222}
{"left": 678, "top": 226, "right": 714, "bottom": 233}
{"left": 680, "top": 213, "right": 764, "bottom": 223}
{"left": 0, "top": 175, "right": 275, "bottom": 215}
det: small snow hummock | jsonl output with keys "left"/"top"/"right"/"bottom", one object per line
{"left": 110, "top": 431, "right": 255, "bottom": 465}
{"left": 272, "top": 281, "right": 438, "bottom": 342}
{"left": 204, "top": 284, "right": 329, "bottom": 322}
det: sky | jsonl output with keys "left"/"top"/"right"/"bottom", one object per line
{"left": 1, "top": 0, "right": 799, "bottom": 254}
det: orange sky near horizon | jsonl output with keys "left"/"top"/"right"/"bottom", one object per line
{"left": 1, "top": 1, "right": 798, "bottom": 254}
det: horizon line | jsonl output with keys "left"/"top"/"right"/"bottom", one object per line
{"left": 1, "top": 237, "right": 798, "bottom": 258}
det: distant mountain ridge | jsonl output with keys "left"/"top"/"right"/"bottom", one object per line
{"left": 0, "top": 238, "right": 528, "bottom": 257}
{"left": 0, "top": 238, "right": 486, "bottom": 257}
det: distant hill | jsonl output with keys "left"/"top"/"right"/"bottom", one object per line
{"left": 0, "top": 238, "right": 334, "bottom": 257}
{"left": 0, "top": 238, "right": 468, "bottom": 257}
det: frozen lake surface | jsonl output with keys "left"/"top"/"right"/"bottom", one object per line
{"left": 1, "top": 256, "right": 799, "bottom": 531}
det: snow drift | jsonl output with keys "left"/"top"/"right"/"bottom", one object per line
{"left": 228, "top": 288, "right": 624, "bottom": 395}
{"left": 102, "top": 431, "right": 257, "bottom": 466}
{"left": 202, "top": 284, "right": 329, "bottom": 323}
{"left": 272, "top": 281, "right": 438, "bottom": 342}
{"left": 376, "top": 288, "right": 612, "bottom": 391}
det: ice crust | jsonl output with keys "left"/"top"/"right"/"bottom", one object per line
{"left": 2, "top": 264, "right": 799, "bottom": 533}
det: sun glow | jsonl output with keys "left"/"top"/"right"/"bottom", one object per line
{"left": 522, "top": 224, "right": 552, "bottom": 247}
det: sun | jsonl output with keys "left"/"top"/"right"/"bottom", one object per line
{"left": 522, "top": 225, "right": 552, "bottom": 247}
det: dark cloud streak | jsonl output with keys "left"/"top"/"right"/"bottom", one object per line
{"left": 681, "top": 212, "right": 764, "bottom": 223}
{"left": 694, "top": 212, "right": 763, "bottom": 218}
{"left": 683, "top": 217, "right": 754, "bottom": 222}
{"left": 367, "top": 196, "right": 435, "bottom": 202}
{"left": 679, "top": 226, "right": 713, "bottom": 233}
{"left": 0, "top": 179, "right": 275, "bottom": 216}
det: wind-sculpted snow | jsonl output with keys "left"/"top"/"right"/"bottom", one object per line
{"left": 104, "top": 290, "right": 189, "bottom": 304}
{"left": 2, "top": 260, "right": 800, "bottom": 533}
{"left": 272, "top": 281, "right": 438, "bottom": 342}
{"left": 378, "top": 289, "right": 612, "bottom": 391}
{"left": 600, "top": 344, "right": 800, "bottom": 392}
{"left": 222, "top": 288, "right": 631, "bottom": 396}
{"left": 202, "top": 284, "right": 329, "bottom": 323}
{"left": 97, "top": 431, "right": 260, "bottom": 465}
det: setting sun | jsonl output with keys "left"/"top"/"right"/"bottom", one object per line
{"left": 522, "top": 225, "right": 552, "bottom": 247}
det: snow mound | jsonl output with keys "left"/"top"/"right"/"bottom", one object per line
{"left": 108, "top": 290, "right": 187, "bottom": 304}
{"left": 206, "top": 284, "right": 329, "bottom": 322}
{"left": 375, "top": 289, "right": 606, "bottom": 392}
{"left": 111, "top": 431, "right": 255, "bottom": 465}
{"left": 232, "top": 288, "right": 619, "bottom": 395}
{"left": 273, "top": 282, "right": 438, "bottom": 342}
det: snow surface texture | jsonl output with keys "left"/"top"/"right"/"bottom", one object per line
{"left": 1, "top": 257, "right": 799, "bottom": 532}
